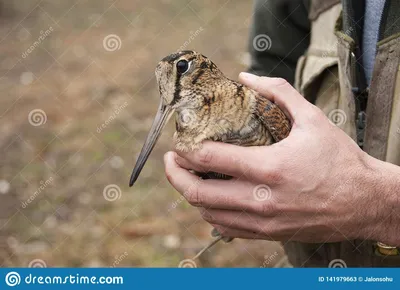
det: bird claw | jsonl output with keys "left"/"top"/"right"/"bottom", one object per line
{"left": 211, "top": 228, "right": 233, "bottom": 243}
{"left": 211, "top": 227, "right": 220, "bottom": 237}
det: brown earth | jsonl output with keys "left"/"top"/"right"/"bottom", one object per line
{"left": 0, "top": 0, "right": 287, "bottom": 267}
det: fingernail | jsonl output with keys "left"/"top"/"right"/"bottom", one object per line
{"left": 239, "top": 72, "right": 258, "bottom": 84}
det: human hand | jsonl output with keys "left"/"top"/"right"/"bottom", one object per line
{"left": 163, "top": 73, "right": 382, "bottom": 243}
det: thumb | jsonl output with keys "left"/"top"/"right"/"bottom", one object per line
{"left": 239, "top": 72, "right": 312, "bottom": 122}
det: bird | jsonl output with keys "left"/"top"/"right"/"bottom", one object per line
{"left": 129, "top": 50, "right": 291, "bottom": 260}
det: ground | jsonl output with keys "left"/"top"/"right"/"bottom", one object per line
{"left": 0, "top": 0, "right": 287, "bottom": 267}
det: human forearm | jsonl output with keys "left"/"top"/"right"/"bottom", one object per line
{"left": 362, "top": 156, "right": 400, "bottom": 246}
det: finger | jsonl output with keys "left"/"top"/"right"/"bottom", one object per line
{"left": 201, "top": 208, "right": 276, "bottom": 233}
{"left": 175, "top": 141, "right": 280, "bottom": 181}
{"left": 164, "top": 151, "right": 203, "bottom": 197}
{"left": 165, "top": 151, "right": 248, "bottom": 208}
{"left": 210, "top": 224, "right": 283, "bottom": 241}
{"left": 208, "top": 209, "right": 302, "bottom": 242}
{"left": 211, "top": 224, "right": 267, "bottom": 240}
{"left": 239, "top": 72, "right": 312, "bottom": 122}
{"left": 166, "top": 152, "right": 276, "bottom": 210}
{"left": 173, "top": 154, "right": 202, "bottom": 172}
{"left": 175, "top": 153, "right": 243, "bottom": 180}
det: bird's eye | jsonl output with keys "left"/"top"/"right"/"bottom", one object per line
{"left": 176, "top": 60, "right": 190, "bottom": 74}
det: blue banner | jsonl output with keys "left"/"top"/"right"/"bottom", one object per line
{"left": 0, "top": 268, "right": 398, "bottom": 289}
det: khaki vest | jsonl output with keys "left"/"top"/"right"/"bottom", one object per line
{"left": 287, "top": 0, "right": 400, "bottom": 267}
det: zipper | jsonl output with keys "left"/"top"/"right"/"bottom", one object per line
{"left": 349, "top": 51, "right": 368, "bottom": 149}
{"left": 352, "top": 0, "right": 388, "bottom": 149}
{"left": 344, "top": 0, "right": 368, "bottom": 149}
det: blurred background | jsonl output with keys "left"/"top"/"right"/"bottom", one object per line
{"left": 0, "top": 0, "right": 286, "bottom": 267}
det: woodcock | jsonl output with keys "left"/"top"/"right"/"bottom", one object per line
{"left": 129, "top": 50, "right": 291, "bottom": 259}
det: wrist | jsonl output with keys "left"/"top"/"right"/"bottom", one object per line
{"left": 360, "top": 155, "right": 400, "bottom": 246}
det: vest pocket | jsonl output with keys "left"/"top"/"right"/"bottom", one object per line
{"left": 295, "top": 54, "right": 342, "bottom": 125}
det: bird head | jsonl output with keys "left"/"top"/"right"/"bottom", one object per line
{"left": 156, "top": 50, "right": 223, "bottom": 108}
{"left": 129, "top": 50, "right": 224, "bottom": 186}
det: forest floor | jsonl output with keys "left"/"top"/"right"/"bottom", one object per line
{"left": 0, "top": 0, "right": 287, "bottom": 267}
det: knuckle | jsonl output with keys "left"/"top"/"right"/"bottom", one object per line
{"left": 260, "top": 201, "right": 278, "bottom": 216}
{"left": 260, "top": 167, "right": 284, "bottom": 186}
{"left": 259, "top": 77, "right": 290, "bottom": 91}
{"left": 200, "top": 209, "right": 215, "bottom": 223}
{"left": 240, "top": 158, "right": 256, "bottom": 177}
{"left": 221, "top": 195, "right": 235, "bottom": 207}
{"left": 261, "top": 226, "right": 274, "bottom": 237}
{"left": 270, "top": 78, "right": 298, "bottom": 95}
{"left": 253, "top": 219, "right": 267, "bottom": 234}
{"left": 308, "top": 108, "right": 324, "bottom": 123}
{"left": 244, "top": 167, "right": 258, "bottom": 181}
{"left": 197, "top": 148, "right": 214, "bottom": 166}
{"left": 271, "top": 77, "right": 289, "bottom": 87}
{"left": 184, "top": 183, "right": 202, "bottom": 206}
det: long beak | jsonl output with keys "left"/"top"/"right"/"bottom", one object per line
{"left": 129, "top": 101, "right": 174, "bottom": 187}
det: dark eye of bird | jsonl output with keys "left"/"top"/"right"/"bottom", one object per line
{"left": 176, "top": 60, "right": 189, "bottom": 74}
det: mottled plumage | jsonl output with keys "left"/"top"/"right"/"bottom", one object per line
{"left": 155, "top": 50, "right": 290, "bottom": 153}
{"left": 129, "top": 50, "right": 291, "bottom": 258}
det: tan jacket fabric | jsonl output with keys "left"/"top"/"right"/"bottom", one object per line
{"left": 287, "top": 0, "right": 400, "bottom": 267}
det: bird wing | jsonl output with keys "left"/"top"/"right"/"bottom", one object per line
{"left": 255, "top": 94, "right": 291, "bottom": 142}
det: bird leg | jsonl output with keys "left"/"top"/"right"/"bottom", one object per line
{"left": 192, "top": 235, "right": 224, "bottom": 261}
{"left": 192, "top": 227, "right": 233, "bottom": 261}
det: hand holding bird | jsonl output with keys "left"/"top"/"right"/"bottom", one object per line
{"left": 165, "top": 73, "right": 384, "bottom": 246}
